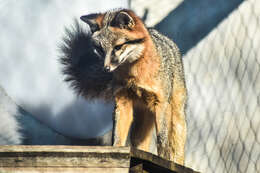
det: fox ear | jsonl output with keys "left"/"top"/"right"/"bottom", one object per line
{"left": 80, "top": 13, "right": 102, "bottom": 33}
{"left": 111, "top": 11, "right": 135, "bottom": 29}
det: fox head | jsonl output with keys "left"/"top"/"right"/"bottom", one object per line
{"left": 80, "top": 9, "right": 148, "bottom": 72}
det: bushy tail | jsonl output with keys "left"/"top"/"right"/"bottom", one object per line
{"left": 59, "top": 20, "right": 113, "bottom": 100}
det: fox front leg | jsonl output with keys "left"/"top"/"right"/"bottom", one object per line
{"left": 113, "top": 92, "right": 133, "bottom": 146}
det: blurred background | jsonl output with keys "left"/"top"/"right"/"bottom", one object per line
{"left": 0, "top": 0, "right": 259, "bottom": 172}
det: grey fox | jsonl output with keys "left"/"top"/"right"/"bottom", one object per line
{"left": 60, "top": 9, "right": 187, "bottom": 165}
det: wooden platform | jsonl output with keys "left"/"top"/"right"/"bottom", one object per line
{"left": 0, "top": 146, "right": 199, "bottom": 173}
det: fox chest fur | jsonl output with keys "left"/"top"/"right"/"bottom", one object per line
{"left": 111, "top": 37, "right": 165, "bottom": 108}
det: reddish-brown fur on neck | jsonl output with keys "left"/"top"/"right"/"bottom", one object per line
{"left": 112, "top": 13, "right": 161, "bottom": 99}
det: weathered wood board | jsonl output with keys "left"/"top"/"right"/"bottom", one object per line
{"left": 0, "top": 146, "right": 199, "bottom": 173}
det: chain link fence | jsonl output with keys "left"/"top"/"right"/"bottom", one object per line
{"left": 131, "top": 0, "right": 259, "bottom": 172}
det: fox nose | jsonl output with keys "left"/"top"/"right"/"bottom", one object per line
{"left": 104, "top": 66, "right": 110, "bottom": 72}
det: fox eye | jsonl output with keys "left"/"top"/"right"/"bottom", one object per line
{"left": 114, "top": 44, "right": 123, "bottom": 51}
{"left": 93, "top": 44, "right": 104, "bottom": 57}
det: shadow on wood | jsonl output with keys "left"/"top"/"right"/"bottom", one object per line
{"left": 0, "top": 146, "right": 199, "bottom": 173}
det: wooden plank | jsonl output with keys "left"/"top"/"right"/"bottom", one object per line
{"left": 129, "top": 163, "right": 143, "bottom": 173}
{"left": 0, "top": 145, "right": 130, "bottom": 153}
{"left": 130, "top": 148, "right": 200, "bottom": 173}
{"left": 0, "top": 145, "right": 130, "bottom": 168}
{"left": 0, "top": 167, "right": 128, "bottom": 173}
{"left": 0, "top": 146, "right": 200, "bottom": 173}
